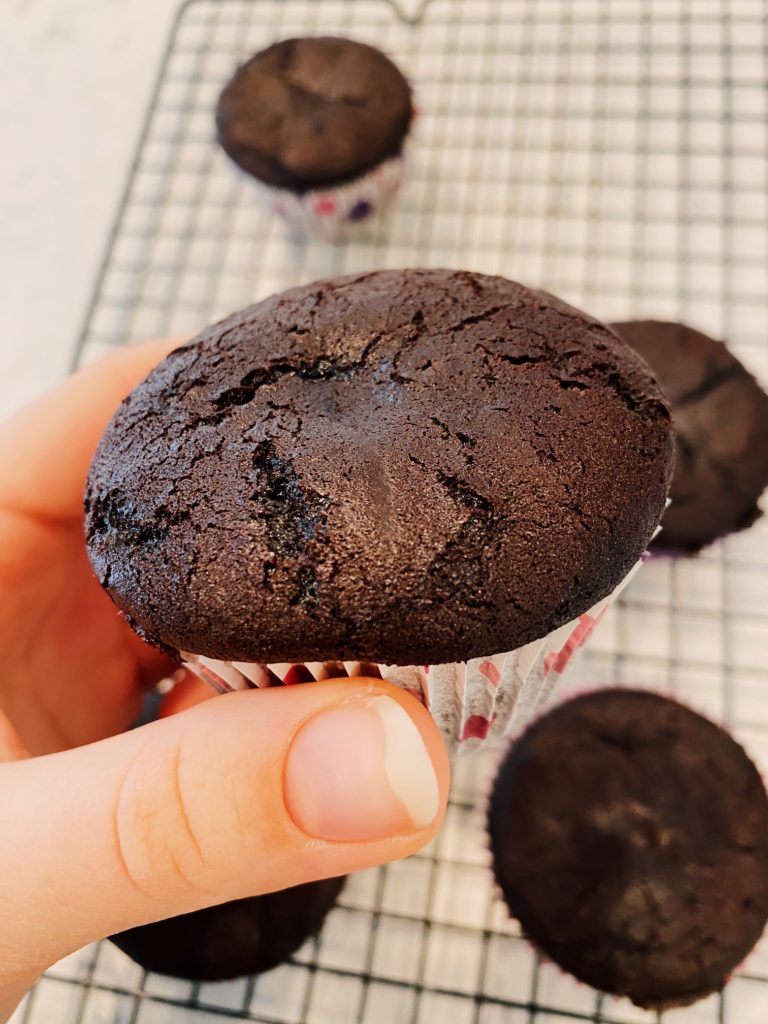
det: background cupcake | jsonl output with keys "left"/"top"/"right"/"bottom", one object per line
{"left": 215, "top": 37, "right": 413, "bottom": 240}
{"left": 109, "top": 878, "right": 345, "bottom": 981}
{"left": 488, "top": 689, "right": 768, "bottom": 1010}
{"left": 611, "top": 320, "right": 768, "bottom": 553}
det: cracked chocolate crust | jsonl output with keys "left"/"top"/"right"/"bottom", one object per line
{"left": 85, "top": 269, "right": 673, "bottom": 665}
{"left": 488, "top": 690, "right": 768, "bottom": 1009}
{"left": 215, "top": 37, "right": 413, "bottom": 191}
{"left": 612, "top": 320, "right": 768, "bottom": 552}
{"left": 111, "top": 876, "right": 345, "bottom": 981}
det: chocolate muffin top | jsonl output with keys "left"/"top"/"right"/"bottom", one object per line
{"left": 111, "top": 877, "right": 344, "bottom": 981}
{"left": 85, "top": 269, "right": 672, "bottom": 665}
{"left": 215, "top": 37, "right": 413, "bottom": 191}
{"left": 488, "top": 690, "right": 768, "bottom": 1009}
{"left": 612, "top": 320, "right": 768, "bottom": 552}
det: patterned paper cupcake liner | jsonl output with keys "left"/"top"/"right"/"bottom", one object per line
{"left": 258, "top": 149, "right": 407, "bottom": 242}
{"left": 182, "top": 558, "right": 643, "bottom": 757}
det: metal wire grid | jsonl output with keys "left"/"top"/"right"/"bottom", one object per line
{"left": 13, "top": 0, "right": 768, "bottom": 1021}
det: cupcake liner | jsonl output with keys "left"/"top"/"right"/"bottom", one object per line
{"left": 258, "top": 149, "right": 407, "bottom": 242}
{"left": 182, "top": 556, "right": 643, "bottom": 756}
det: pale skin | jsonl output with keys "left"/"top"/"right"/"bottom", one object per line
{"left": 0, "top": 340, "right": 450, "bottom": 1019}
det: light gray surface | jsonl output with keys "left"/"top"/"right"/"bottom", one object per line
{"left": 0, "top": 0, "right": 177, "bottom": 421}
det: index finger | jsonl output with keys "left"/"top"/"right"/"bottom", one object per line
{"left": 0, "top": 338, "right": 186, "bottom": 523}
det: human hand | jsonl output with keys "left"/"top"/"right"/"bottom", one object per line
{"left": 0, "top": 341, "right": 449, "bottom": 1018}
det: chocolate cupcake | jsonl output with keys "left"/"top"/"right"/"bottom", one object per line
{"left": 216, "top": 37, "right": 413, "bottom": 238}
{"left": 611, "top": 320, "right": 768, "bottom": 552}
{"left": 85, "top": 270, "right": 673, "bottom": 752}
{"left": 111, "top": 877, "right": 344, "bottom": 981}
{"left": 488, "top": 689, "right": 768, "bottom": 1009}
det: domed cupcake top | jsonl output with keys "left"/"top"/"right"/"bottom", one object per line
{"left": 85, "top": 269, "right": 672, "bottom": 664}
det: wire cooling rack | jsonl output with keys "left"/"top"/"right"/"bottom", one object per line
{"left": 15, "top": 0, "right": 768, "bottom": 1021}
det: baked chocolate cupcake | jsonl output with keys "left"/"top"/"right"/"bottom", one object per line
{"left": 85, "top": 270, "right": 673, "bottom": 752}
{"left": 111, "top": 877, "right": 344, "bottom": 980}
{"left": 488, "top": 689, "right": 768, "bottom": 1009}
{"left": 611, "top": 320, "right": 768, "bottom": 552}
{"left": 216, "top": 37, "right": 413, "bottom": 237}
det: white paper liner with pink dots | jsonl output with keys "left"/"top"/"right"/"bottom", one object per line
{"left": 182, "top": 558, "right": 642, "bottom": 756}
{"left": 257, "top": 149, "right": 407, "bottom": 242}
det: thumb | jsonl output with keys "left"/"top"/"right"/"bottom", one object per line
{"left": 0, "top": 679, "right": 449, "bottom": 977}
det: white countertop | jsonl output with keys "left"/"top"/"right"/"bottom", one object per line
{"left": 0, "top": 0, "right": 179, "bottom": 421}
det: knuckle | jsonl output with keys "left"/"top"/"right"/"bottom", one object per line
{"left": 112, "top": 738, "right": 211, "bottom": 902}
